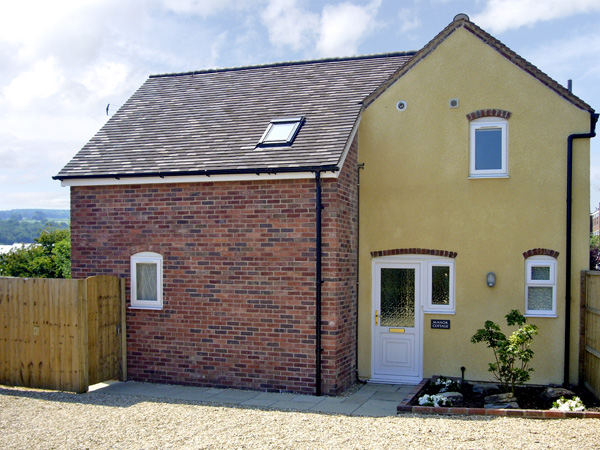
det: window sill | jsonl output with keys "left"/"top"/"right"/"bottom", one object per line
{"left": 129, "top": 305, "right": 163, "bottom": 311}
{"left": 468, "top": 174, "right": 509, "bottom": 179}
{"left": 524, "top": 314, "right": 557, "bottom": 318}
{"left": 424, "top": 310, "right": 455, "bottom": 315}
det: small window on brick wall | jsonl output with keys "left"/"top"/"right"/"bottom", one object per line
{"left": 525, "top": 256, "right": 556, "bottom": 317}
{"left": 131, "top": 252, "right": 163, "bottom": 309}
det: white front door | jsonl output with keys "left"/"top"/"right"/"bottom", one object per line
{"left": 371, "top": 262, "right": 423, "bottom": 384}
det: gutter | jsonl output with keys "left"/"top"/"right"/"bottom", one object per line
{"left": 315, "top": 171, "right": 324, "bottom": 396}
{"left": 53, "top": 165, "right": 340, "bottom": 182}
{"left": 356, "top": 163, "right": 365, "bottom": 381}
{"left": 564, "top": 112, "right": 598, "bottom": 387}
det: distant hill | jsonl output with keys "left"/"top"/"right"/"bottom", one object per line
{"left": 0, "top": 210, "right": 70, "bottom": 244}
{"left": 0, "top": 209, "right": 70, "bottom": 221}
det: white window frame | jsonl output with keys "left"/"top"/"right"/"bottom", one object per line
{"left": 258, "top": 117, "right": 304, "bottom": 146}
{"left": 130, "top": 252, "right": 163, "bottom": 310}
{"left": 524, "top": 256, "right": 557, "bottom": 317}
{"left": 374, "top": 255, "right": 455, "bottom": 314}
{"left": 425, "top": 261, "right": 455, "bottom": 314}
{"left": 469, "top": 117, "right": 508, "bottom": 178}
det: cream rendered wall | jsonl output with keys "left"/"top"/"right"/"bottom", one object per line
{"left": 358, "top": 27, "right": 591, "bottom": 385}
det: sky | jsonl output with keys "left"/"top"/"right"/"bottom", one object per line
{"left": 1, "top": 0, "right": 600, "bottom": 211}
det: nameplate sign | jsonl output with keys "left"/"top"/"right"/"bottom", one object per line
{"left": 431, "top": 319, "right": 450, "bottom": 329}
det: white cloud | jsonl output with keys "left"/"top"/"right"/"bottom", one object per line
{"left": 398, "top": 7, "right": 421, "bottom": 34}
{"left": 206, "top": 32, "right": 230, "bottom": 68}
{"left": 526, "top": 34, "right": 600, "bottom": 78}
{"left": 80, "top": 61, "right": 131, "bottom": 99}
{"left": 260, "top": 0, "right": 383, "bottom": 57}
{"left": 316, "top": 0, "right": 382, "bottom": 57}
{"left": 161, "top": 0, "right": 255, "bottom": 17}
{"left": 3, "top": 58, "right": 65, "bottom": 108}
{"left": 1, "top": 111, "right": 107, "bottom": 143}
{"left": 473, "top": 0, "right": 600, "bottom": 33}
{"left": 0, "top": 0, "right": 121, "bottom": 64}
{"left": 261, "top": 0, "right": 320, "bottom": 51}
{"left": 0, "top": 190, "right": 70, "bottom": 211}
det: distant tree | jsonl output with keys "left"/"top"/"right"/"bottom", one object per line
{"left": 9, "top": 212, "right": 23, "bottom": 221}
{"left": 0, "top": 219, "right": 68, "bottom": 245}
{"left": 0, "top": 227, "right": 70, "bottom": 278}
{"left": 31, "top": 210, "right": 47, "bottom": 221}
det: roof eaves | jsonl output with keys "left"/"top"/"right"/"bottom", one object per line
{"left": 52, "top": 165, "right": 341, "bottom": 182}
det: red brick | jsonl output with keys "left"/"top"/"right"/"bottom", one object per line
{"left": 70, "top": 139, "right": 359, "bottom": 395}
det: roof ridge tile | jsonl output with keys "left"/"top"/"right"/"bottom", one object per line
{"left": 149, "top": 51, "right": 417, "bottom": 79}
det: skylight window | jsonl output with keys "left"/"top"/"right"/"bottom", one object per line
{"left": 259, "top": 117, "right": 304, "bottom": 146}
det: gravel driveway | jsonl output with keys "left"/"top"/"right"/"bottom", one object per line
{"left": 1, "top": 385, "right": 600, "bottom": 449}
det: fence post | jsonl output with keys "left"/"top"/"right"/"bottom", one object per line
{"left": 120, "top": 278, "right": 127, "bottom": 381}
{"left": 76, "top": 279, "right": 90, "bottom": 393}
{"left": 579, "top": 270, "right": 587, "bottom": 387}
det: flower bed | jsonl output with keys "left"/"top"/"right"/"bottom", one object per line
{"left": 397, "top": 377, "right": 600, "bottom": 419}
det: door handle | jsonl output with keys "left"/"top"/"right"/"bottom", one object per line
{"left": 375, "top": 310, "right": 379, "bottom": 326}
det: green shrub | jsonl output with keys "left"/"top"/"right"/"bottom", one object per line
{"left": 471, "top": 309, "right": 538, "bottom": 395}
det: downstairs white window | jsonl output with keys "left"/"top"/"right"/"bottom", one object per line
{"left": 131, "top": 252, "right": 163, "bottom": 309}
{"left": 525, "top": 256, "right": 556, "bottom": 317}
{"left": 425, "top": 261, "right": 455, "bottom": 314}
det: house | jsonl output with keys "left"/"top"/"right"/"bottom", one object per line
{"left": 55, "top": 14, "right": 597, "bottom": 395}
{"left": 591, "top": 206, "right": 599, "bottom": 236}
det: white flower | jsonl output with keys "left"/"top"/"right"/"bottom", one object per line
{"left": 434, "top": 377, "right": 459, "bottom": 393}
{"left": 418, "top": 394, "right": 451, "bottom": 407}
{"left": 551, "top": 396, "right": 585, "bottom": 412}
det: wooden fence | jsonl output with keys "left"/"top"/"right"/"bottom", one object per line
{"left": 580, "top": 271, "right": 600, "bottom": 399}
{"left": 0, "top": 276, "right": 126, "bottom": 393}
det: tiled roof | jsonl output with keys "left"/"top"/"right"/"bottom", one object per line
{"left": 55, "top": 53, "right": 414, "bottom": 180}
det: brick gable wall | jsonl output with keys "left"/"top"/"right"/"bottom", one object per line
{"left": 70, "top": 141, "right": 358, "bottom": 395}
{"left": 320, "top": 139, "right": 359, "bottom": 393}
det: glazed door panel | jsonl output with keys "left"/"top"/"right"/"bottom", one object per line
{"left": 372, "top": 264, "right": 422, "bottom": 384}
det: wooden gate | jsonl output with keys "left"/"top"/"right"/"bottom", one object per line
{"left": 0, "top": 275, "right": 126, "bottom": 393}
{"left": 87, "top": 276, "right": 126, "bottom": 385}
{"left": 580, "top": 271, "right": 600, "bottom": 399}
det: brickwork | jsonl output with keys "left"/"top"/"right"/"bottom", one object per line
{"left": 522, "top": 248, "right": 560, "bottom": 259}
{"left": 320, "top": 138, "right": 359, "bottom": 394}
{"left": 70, "top": 146, "right": 358, "bottom": 395}
{"left": 466, "top": 109, "right": 512, "bottom": 121}
{"left": 370, "top": 248, "right": 458, "bottom": 258}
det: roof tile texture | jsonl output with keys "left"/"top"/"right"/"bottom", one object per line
{"left": 56, "top": 54, "right": 413, "bottom": 179}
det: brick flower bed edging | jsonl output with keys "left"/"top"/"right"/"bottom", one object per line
{"left": 396, "top": 379, "right": 600, "bottom": 419}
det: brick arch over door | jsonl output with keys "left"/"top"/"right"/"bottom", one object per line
{"left": 370, "top": 248, "right": 458, "bottom": 258}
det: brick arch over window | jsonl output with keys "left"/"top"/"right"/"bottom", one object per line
{"left": 370, "top": 248, "right": 457, "bottom": 258}
{"left": 130, "top": 245, "right": 163, "bottom": 256}
{"left": 466, "top": 109, "right": 512, "bottom": 121}
{"left": 522, "top": 248, "right": 560, "bottom": 259}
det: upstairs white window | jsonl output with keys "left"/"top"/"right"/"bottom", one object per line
{"left": 469, "top": 117, "right": 508, "bottom": 177}
{"left": 259, "top": 117, "right": 304, "bottom": 146}
{"left": 525, "top": 256, "right": 556, "bottom": 317}
{"left": 131, "top": 252, "right": 163, "bottom": 309}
